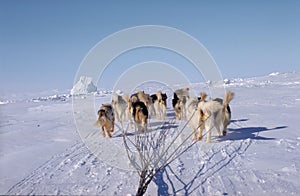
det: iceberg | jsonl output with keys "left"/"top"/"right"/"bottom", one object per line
{"left": 70, "top": 76, "right": 97, "bottom": 95}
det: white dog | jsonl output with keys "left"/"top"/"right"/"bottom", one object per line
{"left": 197, "top": 91, "right": 234, "bottom": 143}
{"left": 111, "top": 93, "right": 131, "bottom": 122}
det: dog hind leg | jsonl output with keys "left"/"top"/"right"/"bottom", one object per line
{"left": 205, "top": 117, "right": 213, "bottom": 143}
{"left": 101, "top": 126, "right": 106, "bottom": 137}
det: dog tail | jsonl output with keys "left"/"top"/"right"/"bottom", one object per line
{"left": 123, "top": 94, "right": 132, "bottom": 109}
{"left": 200, "top": 92, "right": 207, "bottom": 101}
{"left": 223, "top": 91, "right": 234, "bottom": 106}
{"left": 123, "top": 94, "right": 130, "bottom": 102}
{"left": 156, "top": 91, "right": 162, "bottom": 101}
{"left": 199, "top": 109, "right": 205, "bottom": 121}
{"left": 112, "top": 93, "right": 118, "bottom": 101}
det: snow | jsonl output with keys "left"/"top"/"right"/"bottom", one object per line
{"left": 0, "top": 101, "right": 9, "bottom": 105}
{"left": 70, "top": 76, "right": 97, "bottom": 95}
{"left": 269, "top": 72, "right": 280, "bottom": 76}
{"left": 1, "top": 72, "right": 300, "bottom": 195}
{"left": 31, "top": 94, "right": 72, "bottom": 103}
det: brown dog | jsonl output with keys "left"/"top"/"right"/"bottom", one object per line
{"left": 95, "top": 104, "right": 115, "bottom": 138}
{"left": 131, "top": 101, "right": 148, "bottom": 131}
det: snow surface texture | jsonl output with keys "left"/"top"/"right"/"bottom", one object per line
{"left": 1, "top": 72, "right": 300, "bottom": 195}
{"left": 70, "top": 76, "right": 97, "bottom": 95}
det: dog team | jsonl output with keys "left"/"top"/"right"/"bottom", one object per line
{"left": 95, "top": 88, "right": 234, "bottom": 143}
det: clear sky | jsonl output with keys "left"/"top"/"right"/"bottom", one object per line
{"left": 1, "top": 0, "right": 299, "bottom": 93}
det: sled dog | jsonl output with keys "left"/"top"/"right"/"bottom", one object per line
{"left": 185, "top": 92, "right": 207, "bottom": 140}
{"left": 172, "top": 87, "right": 190, "bottom": 120}
{"left": 150, "top": 91, "right": 168, "bottom": 120}
{"left": 111, "top": 93, "right": 131, "bottom": 122}
{"left": 197, "top": 91, "right": 234, "bottom": 143}
{"left": 131, "top": 101, "right": 148, "bottom": 131}
{"left": 130, "top": 91, "right": 152, "bottom": 109}
{"left": 95, "top": 104, "right": 115, "bottom": 138}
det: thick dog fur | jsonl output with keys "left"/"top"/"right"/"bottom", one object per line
{"left": 185, "top": 97, "right": 201, "bottom": 139}
{"left": 184, "top": 92, "right": 208, "bottom": 140}
{"left": 213, "top": 97, "right": 232, "bottom": 136}
{"left": 130, "top": 91, "right": 152, "bottom": 109}
{"left": 150, "top": 91, "right": 168, "bottom": 120}
{"left": 111, "top": 93, "right": 131, "bottom": 122}
{"left": 131, "top": 101, "right": 148, "bottom": 131}
{"left": 95, "top": 104, "right": 115, "bottom": 138}
{"left": 172, "top": 88, "right": 190, "bottom": 120}
{"left": 197, "top": 91, "right": 235, "bottom": 143}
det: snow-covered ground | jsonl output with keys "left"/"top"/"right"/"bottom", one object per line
{"left": 1, "top": 72, "right": 300, "bottom": 195}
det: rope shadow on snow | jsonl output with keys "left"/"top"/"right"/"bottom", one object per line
{"left": 154, "top": 139, "right": 252, "bottom": 195}
{"left": 166, "top": 111, "right": 176, "bottom": 118}
{"left": 230, "top": 118, "right": 249, "bottom": 124}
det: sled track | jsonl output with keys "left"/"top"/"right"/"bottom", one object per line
{"left": 7, "top": 142, "right": 86, "bottom": 195}
{"left": 158, "top": 136, "right": 300, "bottom": 195}
{"left": 6, "top": 141, "right": 136, "bottom": 195}
{"left": 7, "top": 127, "right": 300, "bottom": 195}
{"left": 154, "top": 138, "right": 253, "bottom": 195}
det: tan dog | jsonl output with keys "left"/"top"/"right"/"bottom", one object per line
{"left": 95, "top": 104, "right": 115, "bottom": 138}
{"left": 131, "top": 91, "right": 152, "bottom": 109}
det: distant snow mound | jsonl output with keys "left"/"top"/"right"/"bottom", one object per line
{"left": 31, "top": 94, "right": 71, "bottom": 102}
{"left": 223, "top": 78, "right": 231, "bottom": 85}
{"left": 71, "top": 76, "right": 97, "bottom": 95}
{"left": 0, "top": 100, "right": 9, "bottom": 105}
{"left": 269, "top": 72, "right": 280, "bottom": 76}
{"left": 115, "top": 89, "right": 123, "bottom": 95}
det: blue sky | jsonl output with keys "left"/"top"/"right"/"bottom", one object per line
{"left": 0, "top": 0, "right": 299, "bottom": 93}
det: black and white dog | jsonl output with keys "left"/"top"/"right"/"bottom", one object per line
{"left": 131, "top": 101, "right": 149, "bottom": 131}
{"left": 172, "top": 87, "right": 190, "bottom": 120}
{"left": 150, "top": 91, "right": 168, "bottom": 120}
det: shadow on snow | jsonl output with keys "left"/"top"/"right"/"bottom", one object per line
{"left": 153, "top": 118, "right": 288, "bottom": 195}
{"left": 224, "top": 125, "right": 287, "bottom": 141}
{"left": 153, "top": 139, "right": 252, "bottom": 195}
